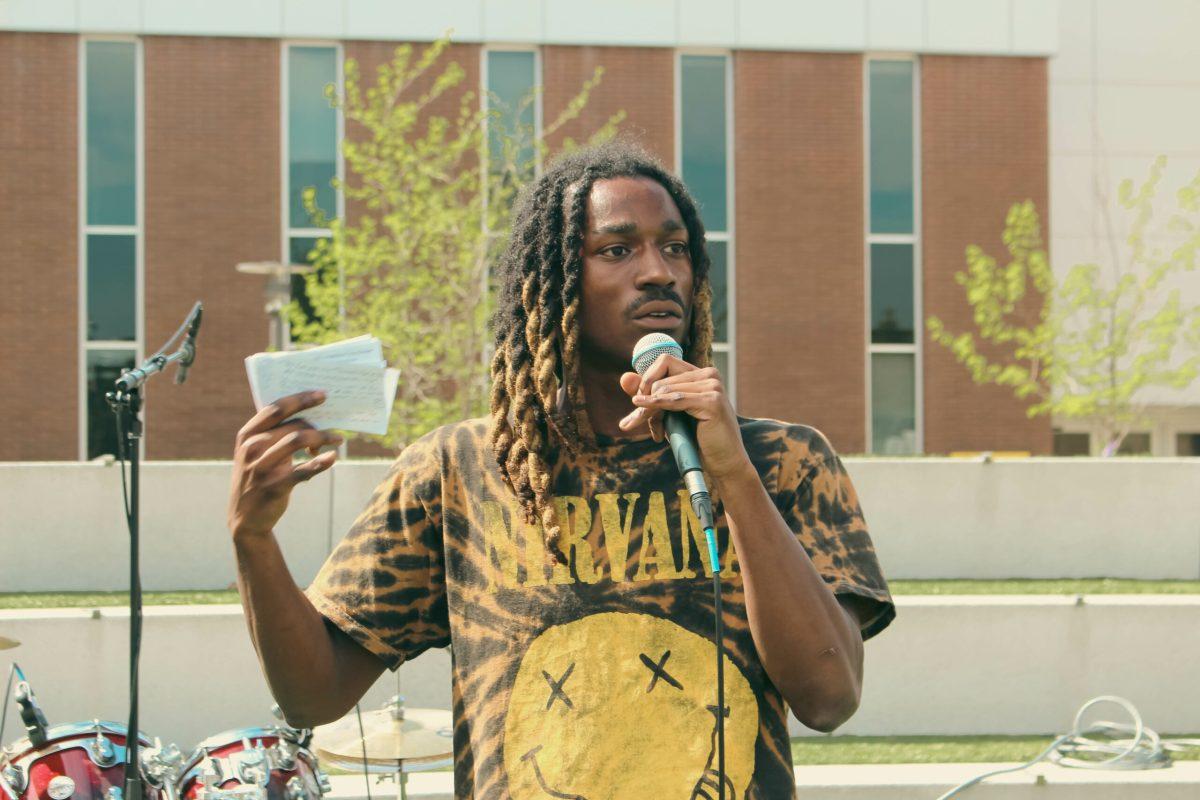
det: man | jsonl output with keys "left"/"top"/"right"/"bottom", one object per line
{"left": 228, "top": 141, "right": 894, "bottom": 798}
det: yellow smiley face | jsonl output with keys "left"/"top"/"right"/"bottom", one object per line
{"left": 503, "top": 612, "right": 758, "bottom": 799}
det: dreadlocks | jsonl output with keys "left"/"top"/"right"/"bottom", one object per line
{"left": 489, "top": 140, "right": 715, "bottom": 563}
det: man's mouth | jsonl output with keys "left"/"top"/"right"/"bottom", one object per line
{"left": 633, "top": 301, "right": 684, "bottom": 323}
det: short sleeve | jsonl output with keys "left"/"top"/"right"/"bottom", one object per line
{"left": 773, "top": 426, "right": 895, "bottom": 641}
{"left": 305, "top": 434, "right": 451, "bottom": 670}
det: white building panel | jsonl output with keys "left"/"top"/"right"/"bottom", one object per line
{"left": 0, "top": 0, "right": 77, "bottom": 32}
{"left": 738, "top": 0, "right": 866, "bottom": 51}
{"left": 676, "top": 0, "right": 739, "bottom": 48}
{"left": 280, "top": 0, "right": 344, "bottom": 40}
{"left": 142, "top": 0, "right": 279, "bottom": 38}
{"left": 1096, "top": 85, "right": 1200, "bottom": 156}
{"left": 925, "top": 0, "right": 1010, "bottom": 54}
{"left": 1011, "top": 0, "right": 1059, "bottom": 55}
{"left": 1048, "top": 80, "right": 1093, "bottom": 154}
{"left": 78, "top": 0, "right": 143, "bottom": 33}
{"left": 1096, "top": 0, "right": 1200, "bottom": 84}
{"left": 480, "top": 0, "right": 544, "bottom": 44}
{"left": 1049, "top": 155, "right": 1099, "bottom": 239}
{"left": 542, "top": 0, "right": 676, "bottom": 47}
{"left": 343, "top": 0, "right": 483, "bottom": 42}
{"left": 1049, "top": 0, "right": 1093, "bottom": 82}
{"left": 866, "top": 0, "right": 925, "bottom": 52}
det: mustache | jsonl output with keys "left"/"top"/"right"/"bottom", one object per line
{"left": 626, "top": 287, "right": 687, "bottom": 318}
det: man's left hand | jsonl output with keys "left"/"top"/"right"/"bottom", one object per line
{"left": 617, "top": 354, "right": 751, "bottom": 482}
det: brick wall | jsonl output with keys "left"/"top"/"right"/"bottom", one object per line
{"left": 0, "top": 34, "right": 78, "bottom": 460}
{"left": 542, "top": 46, "right": 674, "bottom": 165}
{"left": 734, "top": 51, "right": 867, "bottom": 453}
{"left": 143, "top": 37, "right": 280, "bottom": 459}
{"left": 921, "top": 56, "right": 1052, "bottom": 454}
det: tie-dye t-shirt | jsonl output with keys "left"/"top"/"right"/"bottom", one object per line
{"left": 306, "top": 416, "right": 894, "bottom": 799}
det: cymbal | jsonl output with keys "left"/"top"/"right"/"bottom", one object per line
{"left": 312, "top": 708, "right": 452, "bottom": 769}
{"left": 0, "top": 637, "right": 18, "bottom": 651}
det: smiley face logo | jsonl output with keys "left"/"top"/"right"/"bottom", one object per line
{"left": 503, "top": 612, "right": 758, "bottom": 799}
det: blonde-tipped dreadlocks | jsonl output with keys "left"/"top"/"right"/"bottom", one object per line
{"left": 489, "top": 141, "right": 715, "bottom": 563}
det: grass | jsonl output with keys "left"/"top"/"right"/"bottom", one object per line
{"left": 4, "top": 580, "right": 1200, "bottom": 610}
{"left": 889, "top": 579, "right": 1200, "bottom": 595}
{"left": 790, "top": 734, "right": 1200, "bottom": 765}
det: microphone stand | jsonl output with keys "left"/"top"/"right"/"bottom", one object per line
{"left": 105, "top": 301, "right": 201, "bottom": 800}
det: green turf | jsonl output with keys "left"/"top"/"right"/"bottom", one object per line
{"left": 3, "top": 580, "right": 1200, "bottom": 609}
{"left": 790, "top": 734, "right": 1200, "bottom": 765}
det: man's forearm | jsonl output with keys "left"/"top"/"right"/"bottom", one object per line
{"left": 234, "top": 531, "right": 380, "bottom": 726}
{"left": 716, "top": 464, "right": 864, "bottom": 732}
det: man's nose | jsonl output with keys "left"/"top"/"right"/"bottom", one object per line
{"left": 634, "top": 246, "right": 676, "bottom": 288}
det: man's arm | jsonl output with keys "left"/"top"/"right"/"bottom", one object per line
{"left": 228, "top": 391, "right": 386, "bottom": 727}
{"left": 620, "top": 358, "right": 867, "bottom": 732}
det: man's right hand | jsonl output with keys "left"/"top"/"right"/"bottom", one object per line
{"left": 228, "top": 391, "right": 343, "bottom": 540}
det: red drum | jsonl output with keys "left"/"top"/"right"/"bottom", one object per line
{"left": 0, "top": 721, "right": 165, "bottom": 800}
{"left": 177, "top": 728, "right": 328, "bottom": 800}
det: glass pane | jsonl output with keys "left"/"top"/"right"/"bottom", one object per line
{"left": 289, "top": 46, "right": 338, "bottom": 228}
{"left": 1177, "top": 432, "right": 1200, "bottom": 457}
{"left": 707, "top": 240, "right": 728, "bottom": 343}
{"left": 86, "top": 41, "right": 136, "bottom": 226}
{"left": 1117, "top": 432, "right": 1151, "bottom": 455}
{"left": 870, "top": 243, "right": 914, "bottom": 344}
{"left": 1053, "top": 430, "right": 1091, "bottom": 456}
{"left": 869, "top": 60, "right": 914, "bottom": 235}
{"left": 87, "top": 234, "right": 136, "bottom": 341}
{"left": 487, "top": 51, "right": 536, "bottom": 177}
{"left": 87, "top": 348, "right": 136, "bottom": 459}
{"left": 712, "top": 348, "right": 729, "bottom": 383}
{"left": 680, "top": 55, "right": 728, "bottom": 232}
{"left": 871, "top": 352, "right": 916, "bottom": 454}
{"left": 289, "top": 236, "right": 323, "bottom": 325}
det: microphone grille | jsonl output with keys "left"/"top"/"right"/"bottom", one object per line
{"left": 631, "top": 333, "right": 683, "bottom": 376}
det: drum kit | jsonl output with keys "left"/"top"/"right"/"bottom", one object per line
{"left": 0, "top": 638, "right": 452, "bottom": 800}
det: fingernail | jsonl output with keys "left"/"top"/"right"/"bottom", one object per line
{"left": 312, "top": 391, "right": 326, "bottom": 401}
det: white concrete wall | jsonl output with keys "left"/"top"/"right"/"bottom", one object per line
{"left": 5, "top": 596, "right": 1200, "bottom": 747}
{"left": 2, "top": 458, "right": 1198, "bottom": 591}
{"left": 0, "top": 0, "right": 1057, "bottom": 55}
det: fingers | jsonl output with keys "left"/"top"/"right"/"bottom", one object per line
{"left": 636, "top": 354, "right": 699, "bottom": 395}
{"left": 290, "top": 449, "right": 337, "bottom": 483}
{"left": 256, "top": 428, "right": 344, "bottom": 474}
{"left": 237, "top": 391, "right": 326, "bottom": 443}
{"left": 633, "top": 389, "right": 724, "bottom": 417}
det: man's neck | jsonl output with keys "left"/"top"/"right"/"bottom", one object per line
{"left": 578, "top": 358, "right": 635, "bottom": 438}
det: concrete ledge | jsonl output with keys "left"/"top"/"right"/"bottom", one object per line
{"left": 325, "top": 762, "right": 1200, "bottom": 799}
{"left": 5, "top": 595, "right": 1200, "bottom": 745}
{"left": 2, "top": 458, "right": 1198, "bottom": 591}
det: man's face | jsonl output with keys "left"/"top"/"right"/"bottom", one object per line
{"left": 578, "top": 176, "right": 694, "bottom": 370}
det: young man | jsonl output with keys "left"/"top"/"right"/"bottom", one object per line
{"left": 228, "top": 142, "right": 893, "bottom": 798}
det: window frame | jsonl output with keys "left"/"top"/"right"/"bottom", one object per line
{"left": 78, "top": 35, "right": 143, "bottom": 460}
{"left": 864, "top": 53, "right": 923, "bottom": 454}
{"left": 675, "top": 48, "right": 736, "bottom": 405}
{"left": 281, "top": 40, "right": 345, "bottom": 343}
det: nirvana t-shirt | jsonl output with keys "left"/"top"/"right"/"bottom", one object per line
{"left": 306, "top": 416, "right": 894, "bottom": 799}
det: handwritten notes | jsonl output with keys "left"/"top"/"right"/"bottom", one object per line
{"left": 244, "top": 336, "right": 399, "bottom": 435}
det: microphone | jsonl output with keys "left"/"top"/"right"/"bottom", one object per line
{"left": 175, "top": 302, "right": 203, "bottom": 385}
{"left": 631, "top": 333, "right": 720, "bottom": 573}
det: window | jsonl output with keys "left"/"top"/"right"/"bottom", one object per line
{"left": 1053, "top": 429, "right": 1091, "bottom": 456}
{"left": 485, "top": 49, "right": 538, "bottom": 179}
{"left": 1117, "top": 433, "right": 1151, "bottom": 456}
{"left": 1177, "top": 432, "right": 1200, "bottom": 457}
{"left": 678, "top": 53, "right": 734, "bottom": 397}
{"left": 284, "top": 44, "right": 341, "bottom": 344}
{"left": 81, "top": 39, "right": 140, "bottom": 459}
{"left": 867, "top": 58, "right": 920, "bottom": 454}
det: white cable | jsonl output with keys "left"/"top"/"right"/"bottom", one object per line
{"left": 935, "top": 695, "right": 1200, "bottom": 799}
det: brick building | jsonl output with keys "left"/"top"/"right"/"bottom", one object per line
{"left": 1, "top": 0, "right": 1058, "bottom": 461}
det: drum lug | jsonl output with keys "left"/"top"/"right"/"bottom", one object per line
{"left": 1, "top": 764, "right": 26, "bottom": 794}
{"left": 88, "top": 729, "right": 117, "bottom": 768}
{"left": 141, "top": 738, "right": 185, "bottom": 787}
{"left": 284, "top": 776, "right": 305, "bottom": 800}
{"left": 272, "top": 740, "right": 297, "bottom": 772}
{"left": 316, "top": 769, "right": 331, "bottom": 796}
{"left": 105, "top": 786, "right": 123, "bottom": 800}
{"left": 235, "top": 740, "right": 269, "bottom": 787}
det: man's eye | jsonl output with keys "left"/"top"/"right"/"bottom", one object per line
{"left": 664, "top": 242, "right": 689, "bottom": 256}
{"left": 604, "top": 245, "right": 631, "bottom": 257}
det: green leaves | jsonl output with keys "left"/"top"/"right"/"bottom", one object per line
{"left": 926, "top": 158, "right": 1200, "bottom": 454}
{"left": 286, "top": 36, "right": 617, "bottom": 450}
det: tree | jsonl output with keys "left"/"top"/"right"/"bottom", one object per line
{"left": 288, "top": 37, "right": 622, "bottom": 448}
{"left": 926, "top": 156, "right": 1200, "bottom": 455}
